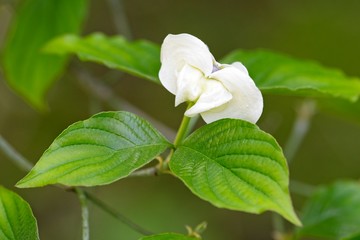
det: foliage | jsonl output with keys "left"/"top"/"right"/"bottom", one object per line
{"left": 0, "top": 186, "right": 39, "bottom": 240}
{"left": 1, "top": 0, "right": 359, "bottom": 239}
{"left": 1, "top": 0, "right": 88, "bottom": 109}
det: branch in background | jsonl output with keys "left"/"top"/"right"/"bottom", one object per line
{"left": 76, "top": 188, "right": 90, "bottom": 240}
{"left": 73, "top": 65, "right": 176, "bottom": 140}
{"left": 0, "top": 134, "right": 154, "bottom": 236}
{"left": 284, "top": 100, "right": 317, "bottom": 163}
{"left": 272, "top": 99, "right": 317, "bottom": 238}
{"left": 84, "top": 191, "right": 154, "bottom": 236}
{"left": 290, "top": 180, "right": 315, "bottom": 197}
{"left": 0, "top": 135, "right": 33, "bottom": 172}
{"left": 106, "top": 0, "right": 132, "bottom": 39}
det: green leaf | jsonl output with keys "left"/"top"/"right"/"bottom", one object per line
{"left": 139, "top": 233, "right": 197, "bottom": 240}
{"left": 221, "top": 49, "right": 360, "bottom": 101}
{"left": 1, "top": 0, "right": 88, "bottom": 109}
{"left": 16, "top": 111, "right": 171, "bottom": 188}
{"left": 169, "top": 119, "right": 301, "bottom": 226}
{"left": 44, "top": 33, "right": 161, "bottom": 84}
{"left": 0, "top": 186, "right": 39, "bottom": 240}
{"left": 297, "top": 181, "right": 360, "bottom": 240}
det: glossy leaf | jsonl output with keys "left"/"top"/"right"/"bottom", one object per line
{"left": 140, "top": 233, "right": 197, "bottom": 240}
{"left": 221, "top": 49, "right": 360, "bottom": 101}
{"left": 0, "top": 186, "right": 39, "bottom": 240}
{"left": 1, "top": 0, "right": 88, "bottom": 109}
{"left": 16, "top": 111, "right": 171, "bottom": 188}
{"left": 169, "top": 119, "right": 301, "bottom": 225}
{"left": 44, "top": 33, "right": 161, "bottom": 83}
{"left": 298, "top": 181, "right": 360, "bottom": 240}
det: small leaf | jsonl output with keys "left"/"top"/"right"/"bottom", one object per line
{"left": 1, "top": 0, "right": 89, "bottom": 109}
{"left": 297, "top": 181, "right": 360, "bottom": 240}
{"left": 0, "top": 186, "right": 39, "bottom": 240}
{"left": 221, "top": 49, "right": 360, "bottom": 101}
{"left": 139, "top": 233, "right": 197, "bottom": 240}
{"left": 16, "top": 111, "right": 171, "bottom": 188}
{"left": 44, "top": 33, "right": 161, "bottom": 84}
{"left": 169, "top": 119, "right": 301, "bottom": 226}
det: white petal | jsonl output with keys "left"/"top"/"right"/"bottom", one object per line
{"left": 201, "top": 66, "right": 263, "bottom": 124}
{"left": 159, "top": 33, "right": 214, "bottom": 94}
{"left": 185, "top": 79, "right": 233, "bottom": 117}
{"left": 231, "top": 62, "right": 249, "bottom": 75}
{"left": 175, "top": 64, "right": 204, "bottom": 106}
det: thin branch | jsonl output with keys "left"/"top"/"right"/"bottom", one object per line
{"left": 83, "top": 191, "right": 153, "bottom": 236}
{"left": 290, "top": 180, "right": 316, "bottom": 197}
{"left": 129, "top": 166, "right": 158, "bottom": 177}
{"left": 284, "top": 100, "right": 317, "bottom": 163}
{"left": 0, "top": 135, "right": 33, "bottom": 172}
{"left": 272, "top": 100, "right": 317, "bottom": 237}
{"left": 1, "top": 135, "right": 154, "bottom": 236}
{"left": 76, "top": 188, "right": 90, "bottom": 240}
{"left": 73, "top": 65, "right": 176, "bottom": 140}
{"left": 106, "top": 0, "right": 132, "bottom": 39}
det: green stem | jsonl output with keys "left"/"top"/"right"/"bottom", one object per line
{"left": 0, "top": 135, "right": 153, "bottom": 236}
{"left": 0, "top": 135, "right": 33, "bottom": 172}
{"left": 284, "top": 100, "right": 316, "bottom": 164}
{"left": 290, "top": 180, "right": 315, "bottom": 197}
{"left": 173, "top": 103, "right": 195, "bottom": 148}
{"left": 272, "top": 100, "right": 316, "bottom": 237}
{"left": 76, "top": 188, "right": 90, "bottom": 240}
{"left": 84, "top": 191, "right": 153, "bottom": 236}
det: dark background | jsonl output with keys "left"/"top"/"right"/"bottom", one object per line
{"left": 0, "top": 0, "right": 360, "bottom": 239}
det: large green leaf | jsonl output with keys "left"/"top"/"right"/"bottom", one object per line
{"left": 221, "top": 49, "right": 360, "bottom": 101}
{"left": 169, "top": 119, "right": 301, "bottom": 226}
{"left": 0, "top": 186, "right": 39, "bottom": 240}
{"left": 297, "top": 181, "right": 360, "bottom": 240}
{"left": 16, "top": 111, "right": 171, "bottom": 188}
{"left": 44, "top": 33, "right": 161, "bottom": 83}
{"left": 1, "top": 0, "right": 88, "bottom": 109}
{"left": 139, "top": 233, "right": 197, "bottom": 240}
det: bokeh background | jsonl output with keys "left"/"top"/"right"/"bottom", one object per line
{"left": 1, "top": 0, "right": 360, "bottom": 239}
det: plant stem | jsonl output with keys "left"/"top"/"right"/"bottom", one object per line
{"left": 76, "top": 188, "right": 90, "bottom": 240}
{"left": 129, "top": 166, "right": 157, "bottom": 177}
{"left": 284, "top": 100, "right": 317, "bottom": 164}
{"left": 106, "top": 0, "right": 132, "bottom": 39}
{"left": 272, "top": 100, "right": 317, "bottom": 236}
{"left": 173, "top": 103, "right": 195, "bottom": 148}
{"left": 0, "top": 135, "right": 153, "bottom": 236}
{"left": 0, "top": 135, "right": 33, "bottom": 172}
{"left": 84, "top": 191, "right": 153, "bottom": 236}
{"left": 290, "top": 180, "right": 315, "bottom": 197}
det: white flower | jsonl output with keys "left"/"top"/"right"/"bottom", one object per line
{"left": 159, "top": 33, "right": 263, "bottom": 124}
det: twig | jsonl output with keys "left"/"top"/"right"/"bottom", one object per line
{"left": 76, "top": 188, "right": 90, "bottom": 240}
{"left": 73, "top": 65, "right": 176, "bottom": 140}
{"left": 0, "top": 135, "right": 154, "bottom": 236}
{"left": 0, "top": 135, "right": 33, "bottom": 172}
{"left": 83, "top": 191, "right": 153, "bottom": 236}
{"left": 272, "top": 100, "right": 317, "bottom": 237}
{"left": 284, "top": 100, "right": 317, "bottom": 163}
{"left": 129, "top": 166, "right": 158, "bottom": 177}
{"left": 106, "top": 0, "right": 132, "bottom": 39}
{"left": 290, "top": 180, "right": 315, "bottom": 197}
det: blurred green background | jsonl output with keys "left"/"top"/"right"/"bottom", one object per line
{"left": 0, "top": 0, "right": 360, "bottom": 239}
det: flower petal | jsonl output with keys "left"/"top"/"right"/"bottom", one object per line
{"left": 231, "top": 62, "right": 249, "bottom": 75}
{"left": 175, "top": 64, "right": 204, "bottom": 106}
{"left": 159, "top": 33, "right": 214, "bottom": 94}
{"left": 201, "top": 65, "right": 263, "bottom": 124}
{"left": 185, "top": 79, "right": 233, "bottom": 117}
